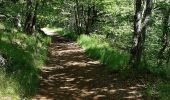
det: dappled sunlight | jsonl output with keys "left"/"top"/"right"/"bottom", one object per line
{"left": 34, "top": 35, "right": 148, "bottom": 100}
{"left": 41, "top": 28, "right": 58, "bottom": 36}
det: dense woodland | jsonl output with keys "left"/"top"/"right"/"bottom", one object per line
{"left": 0, "top": 0, "right": 170, "bottom": 99}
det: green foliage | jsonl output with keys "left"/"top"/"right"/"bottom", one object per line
{"left": 144, "top": 82, "right": 170, "bottom": 100}
{"left": 0, "top": 32, "right": 51, "bottom": 98}
{"left": 157, "top": 82, "right": 170, "bottom": 100}
{"left": 78, "top": 34, "right": 129, "bottom": 71}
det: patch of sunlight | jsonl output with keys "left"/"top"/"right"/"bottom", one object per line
{"left": 123, "top": 95, "right": 136, "bottom": 99}
{"left": 87, "top": 61, "right": 100, "bottom": 65}
{"left": 93, "top": 95, "right": 106, "bottom": 99}
{"left": 109, "top": 90, "right": 117, "bottom": 94}
{"left": 124, "top": 93, "right": 142, "bottom": 99}
{"left": 128, "top": 90, "right": 138, "bottom": 94}
{"left": 65, "top": 78, "right": 75, "bottom": 82}
{"left": 85, "top": 79, "right": 93, "bottom": 82}
{"left": 64, "top": 61, "right": 88, "bottom": 67}
{"left": 129, "top": 86, "right": 138, "bottom": 89}
{"left": 41, "top": 28, "right": 57, "bottom": 36}
{"left": 45, "top": 27, "right": 64, "bottom": 33}
{"left": 118, "top": 88, "right": 127, "bottom": 91}
{"left": 57, "top": 49, "right": 83, "bottom": 55}
{"left": 60, "top": 86, "right": 71, "bottom": 89}
{"left": 81, "top": 89, "right": 95, "bottom": 97}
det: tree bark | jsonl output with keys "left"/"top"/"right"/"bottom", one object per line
{"left": 24, "top": 0, "right": 33, "bottom": 34}
{"left": 24, "top": 0, "right": 39, "bottom": 34}
{"left": 31, "top": 1, "right": 39, "bottom": 32}
{"left": 74, "top": 0, "right": 81, "bottom": 35}
{"left": 130, "top": 0, "right": 142, "bottom": 68}
{"left": 85, "top": 5, "right": 91, "bottom": 34}
{"left": 130, "top": 0, "right": 153, "bottom": 68}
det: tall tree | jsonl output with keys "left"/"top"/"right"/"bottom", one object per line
{"left": 74, "top": 0, "right": 81, "bottom": 34}
{"left": 130, "top": 0, "right": 153, "bottom": 68}
{"left": 24, "top": 0, "right": 39, "bottom": 34}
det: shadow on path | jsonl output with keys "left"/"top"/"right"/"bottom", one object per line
{"left": 34, "top": 35, "right": 147, "bottom": 100}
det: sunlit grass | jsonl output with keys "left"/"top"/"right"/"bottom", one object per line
{"left": 77, "top": 34, "right": 129, "bottom": 71}
{"left": 0, "top": 70, "right": 19, "bottom": 99}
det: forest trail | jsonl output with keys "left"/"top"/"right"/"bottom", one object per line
{"left": 33, "top": 32, "right": 146, "bottom": 100}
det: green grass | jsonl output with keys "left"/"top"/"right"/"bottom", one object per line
{"left": 0, "top": 70, "right": 19, "bottom": 99}
{"left": 0, "top": 31, "right": 51, "bottom": 99}
{"left": 44, "top": 27, "right": 78, "bottom": 40}
{"left": 77, "top": 34, "right": 129, "bottom": 71}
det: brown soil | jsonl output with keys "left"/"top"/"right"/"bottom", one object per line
{"left": 33, "top": 35, "right": 155, "bottom": 100}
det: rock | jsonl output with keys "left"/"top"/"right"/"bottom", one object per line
{"left": 0, "top": 54, "right": 6, "bottom": 67}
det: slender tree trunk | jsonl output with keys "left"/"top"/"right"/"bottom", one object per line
{"left": 139, "top": 0, "right": 153, "bottom": 63}
{"left": 24, "top": 0, "right": 39, "bottom": 34}
{"left": 85, "top": 4, "right": 98, "bottom": 34}
{"left": 24, "top": 0, "right": 33, "bottom": 34}
{"left": 31, "top": 1, "right": 39, "bottom": 32}
{"left": 130, "top": 0, "right": 142, "bottom": 68}
{"left": 74, "top": 0, "right": 81, "bottom": 35}
{"left": 85, "top": 5, "right": 91, "bottom": 34}
{"left": 91, "top": 4, "right": 97, "bottom": 25}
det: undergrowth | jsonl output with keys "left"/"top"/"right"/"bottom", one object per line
{"left": 0, "top": 31, "right": 51, "bottom": 99}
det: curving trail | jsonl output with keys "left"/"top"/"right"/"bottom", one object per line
{"left": 33, "top": 34, "right": 147, "bottom": 100}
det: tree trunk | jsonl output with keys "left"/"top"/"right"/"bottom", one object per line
{"left": 85, "top": 5, "right": 91, "bottom": 34}
{"left": 130, "top": 0, "right": 152, "bottom": 68}
{"left": 24, "top": 0, "right": 38, "bottom": 34}
{"left": 31, "top": 1, "right": 39, "bottom": 32}
{"left": 130, "top": 0, "right": 142, "bottom": 68}
{"left": 74, "top": 0, "right": 81, "bottom": 35}
{"left": 85, "top": 4, "right": 98, "bottom": 34}
{"left": 24, "top": 0, "right": 33, "bottom": 34}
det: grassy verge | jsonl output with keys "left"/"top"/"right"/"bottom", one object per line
{"left": 77, "top": 34, "right": 129, "bottom": 71}
{"left": 0, "top": 31, "right": 51, "bottom": 99}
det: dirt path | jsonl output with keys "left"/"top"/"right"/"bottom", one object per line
{"left": 33, "top": 35, "right": 147, "bottom": 100}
